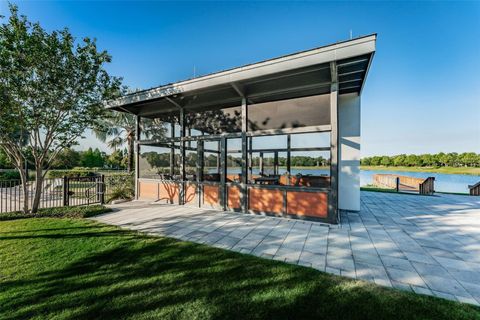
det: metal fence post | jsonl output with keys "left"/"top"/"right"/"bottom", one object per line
{"left": 63, "top": 176, "right": 69, "bottom": 207}
{"left": 99, "top": 175, "right": 105, "bottom": 204}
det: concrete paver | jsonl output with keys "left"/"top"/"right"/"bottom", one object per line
{"left": 94, "top": 191, "right": 480, "bottom": 305}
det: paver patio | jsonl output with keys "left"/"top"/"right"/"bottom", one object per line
{"left": 93, "top": 191, "right": 480, "bottom": 305}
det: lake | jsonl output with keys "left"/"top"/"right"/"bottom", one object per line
{"left": 237, "top": 168, "right": 478, "bottom": 194}
{"left": 360, "top": 169, "right": 478, "bottom": 194}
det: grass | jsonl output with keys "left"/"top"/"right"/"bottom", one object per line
{"left": 435, "top": 191, "right": 470, "bottom": 196}
{"left": 1, "top": 219, "right": 479, "bottom": 319}
{"left": 361, "top": 185, "right": 400, "bottom": 194}
{"left": 361, "top": 165, "right": 480, "bottom": 176}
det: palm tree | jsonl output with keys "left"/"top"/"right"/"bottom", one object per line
{"left": 94, "top": 112, "right": 166, "bottom": 172}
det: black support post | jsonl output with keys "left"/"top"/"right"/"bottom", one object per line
{"left": 241, "top": 97, "right": 248, "bottom": 213}
{"left": 170, "top": 122, "right": 175, "bottom": 176}
{"left": 220, "top": 137, "right": 227, "bottom": 210}
{"left": 135, "top": 115, "right": 141, "bottom": 200}
{"left": 179, "top": 108, "right": 185, "bottom": 204}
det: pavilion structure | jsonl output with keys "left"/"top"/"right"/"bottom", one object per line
{"left": 107, "top": 34, "right": 376, "bottom": 223}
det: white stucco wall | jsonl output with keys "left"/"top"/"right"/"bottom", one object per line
{"left": 338, "top": 93, "right": 361, "bottom": 211}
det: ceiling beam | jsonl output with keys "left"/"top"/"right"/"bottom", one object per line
{"left": 248, "top": 81, "right": 331, "bottom": 100}
{"left": 338, "top": 69, "right": 365, "bottom": 77}
{"left": 245, "top": 64, "right": 330, "bottom": 86}
{"left": 339, "top": 85, "right": 361, "bottom": 91}
{"left": 231, "top": 82, "right": 245, "bottom": 97}
{"left": 165, "top": 97, "right": 183, "bottom": 109}
{"left": 337, "top": 58, "right": 369, "bottom": 68}
{"left": 338, "top": 78, "right": 363, "bottom": 85}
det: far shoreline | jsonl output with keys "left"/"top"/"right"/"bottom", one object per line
{"left": 359, "top": 165, "right": 480, "bottom": 176}
{"left": 261, "top": 165, "right": 480, "bottom": 176}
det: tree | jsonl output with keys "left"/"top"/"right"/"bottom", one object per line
{"left": 0, "top": 5, "right": 121, "bottom": 213}
{"left": 420, "top": 154, "right": 433, "bottom": 167}
{"left": 106, "top": 149, "right": 126, "bottom": 169}
{"left": 380, "top": 156, "right": 391, "bottom": 166}
{"left": 51, "top": 148, "right": 81, "bottom": 169}
{"left": 80, "top": 147, "right": 105, "bottom": 168}
{"left": 94, "top": 112, "right": 166, "bottom": 172}
{"left": 361, "top": 157, "right": 371, "bottom": 166}
{"left": 370, "top": 156, "right": 382, "bottom": 166}
{"left": 393, "top": 154, "right": 406, "bottom": 167}
{"left": 0, "top": 148, "right": 13, "bottom": 169}
{"left": 460, "top": 152, "right": 478, "bottom": 167}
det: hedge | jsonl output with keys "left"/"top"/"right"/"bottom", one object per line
{"left": 0, "top": 205, "right": 111, "bottom": 221}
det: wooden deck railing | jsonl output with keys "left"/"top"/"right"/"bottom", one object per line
{"left": 419, "top": 177, "right": 435, "bottom": 195}
{"left": 469, "top": 182, "right": 480, "bottom": 196}
{"left": 372, "top": 174, "right": 435, "bottom": 195}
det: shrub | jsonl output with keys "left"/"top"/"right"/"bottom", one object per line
{"left": 0, "top": 170, "right": 20, "bottom": 180}
{"left": 105, "top": 173, "right": 135, "bottom": 202}
{"left": 0, "top": 205, "right": 111, "bottom": 221}
{"left": 47, "top": 170, "right": 97, "bottom": 179}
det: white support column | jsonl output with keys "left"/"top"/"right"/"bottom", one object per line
{"left": 329, "top": 62, "right": 339, "bottom": 223}
{"left": 338, "top": 93, "right": 361, "bottom": 211}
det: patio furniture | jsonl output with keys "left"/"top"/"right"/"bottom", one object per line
{"left": 254, "top": 176, "right": 280, "bottom": 185}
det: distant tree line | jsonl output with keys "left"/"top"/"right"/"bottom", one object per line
{"left": 0, "top": 147, "right": 129, "bottom": 170}
{"left": 361, "top": 153, "right": 480, "bottom": 168}
{"left": 141, "top": 152, "right": 329, "bottom": 169}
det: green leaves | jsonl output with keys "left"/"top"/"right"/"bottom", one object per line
{"left": 0, "top": 3, "right": 122, "bottom": 163}
{"left": 0, "top": 4, "right": 122, "bottom": 212}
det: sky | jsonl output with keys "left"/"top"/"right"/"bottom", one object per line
{"left": 1, "top": 1, "right": 479, "bottom": 157}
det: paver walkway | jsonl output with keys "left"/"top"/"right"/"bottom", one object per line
{"left": 93, "top": 191, "right": 480, "bottom": 305}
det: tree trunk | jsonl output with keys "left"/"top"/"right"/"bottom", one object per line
{"left": 127, "top": 137, "right": 134, "bottom": 173}
{"left": 31, "top": 167, "right": 44, "bottom": 213}
{"left": 17, "top": 163, "right": 30, "bottom": 214}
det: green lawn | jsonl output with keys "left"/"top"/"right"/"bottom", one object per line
{"left": 1, "top": 219, "right": 479, "bottom": 320}
{"left": 360, "top": 185, "right": 403, "bottom": 194}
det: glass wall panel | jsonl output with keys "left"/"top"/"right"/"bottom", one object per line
{"left": 226, "top": 138, "right": 242, "bottom": 182}
{"left": 251, "top": 135, "right": 287, "bottom": 151}
{"left": 138, "top": 118, "right": 169, "bottom": 141}
{"left": 248, "top": 94, "right": 330, "bottom": 131}
{"left": 247, "top": 131, "right": 331, "bottom": 188}
{"left": 141, "top": 113, "right": 179, "bottom": 140}
{"left": 290, "top": 150, "right": 330, "bottom": 188}
{"left": 248, "top": 152, "right": 261, "bottom": 184}
{"left": 186, "top": 105, "right": 242, "bottom": 135}
{"left": 202, "top": 140, "right": 221, "bottom": 182}
{"left": 185, "top": 141, "right": 197, "bottom": 181}
{"left": 139, "top": 144, "right": 180, "bottom": 179}
{"left": 291, "top": 132, "right": 330, "bottom": 148}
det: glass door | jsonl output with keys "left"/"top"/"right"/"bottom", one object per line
{"left": 199, "top": 138, "right": 223, "bottom": 209}
{"left": 225, "top": 138, "right": 242, "bottom": 211}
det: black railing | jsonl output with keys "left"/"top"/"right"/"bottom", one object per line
{"left": 0, "top": 175, "right": 109, "bottom": 214}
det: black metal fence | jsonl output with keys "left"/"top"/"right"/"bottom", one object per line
{"left": 0, "top": 174, "right": 133, "bottom": 214}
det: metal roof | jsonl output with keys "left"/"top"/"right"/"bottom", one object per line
{"left": 107, "top": 34, "right": 376, "bottom": 117}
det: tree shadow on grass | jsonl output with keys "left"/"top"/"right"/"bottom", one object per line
{"left": 0, "top": 225, "right": 107, "bottom": 234}
{"left": 1, "top": 230, "right": 478, "bottom": 320}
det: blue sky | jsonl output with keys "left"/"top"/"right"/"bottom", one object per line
{"left": 1, "top": 1, "right": 479, "bottom": 156}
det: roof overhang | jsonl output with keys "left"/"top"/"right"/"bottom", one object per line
{"left": 106, "top": 34, "right": 376, "bottom": 118}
